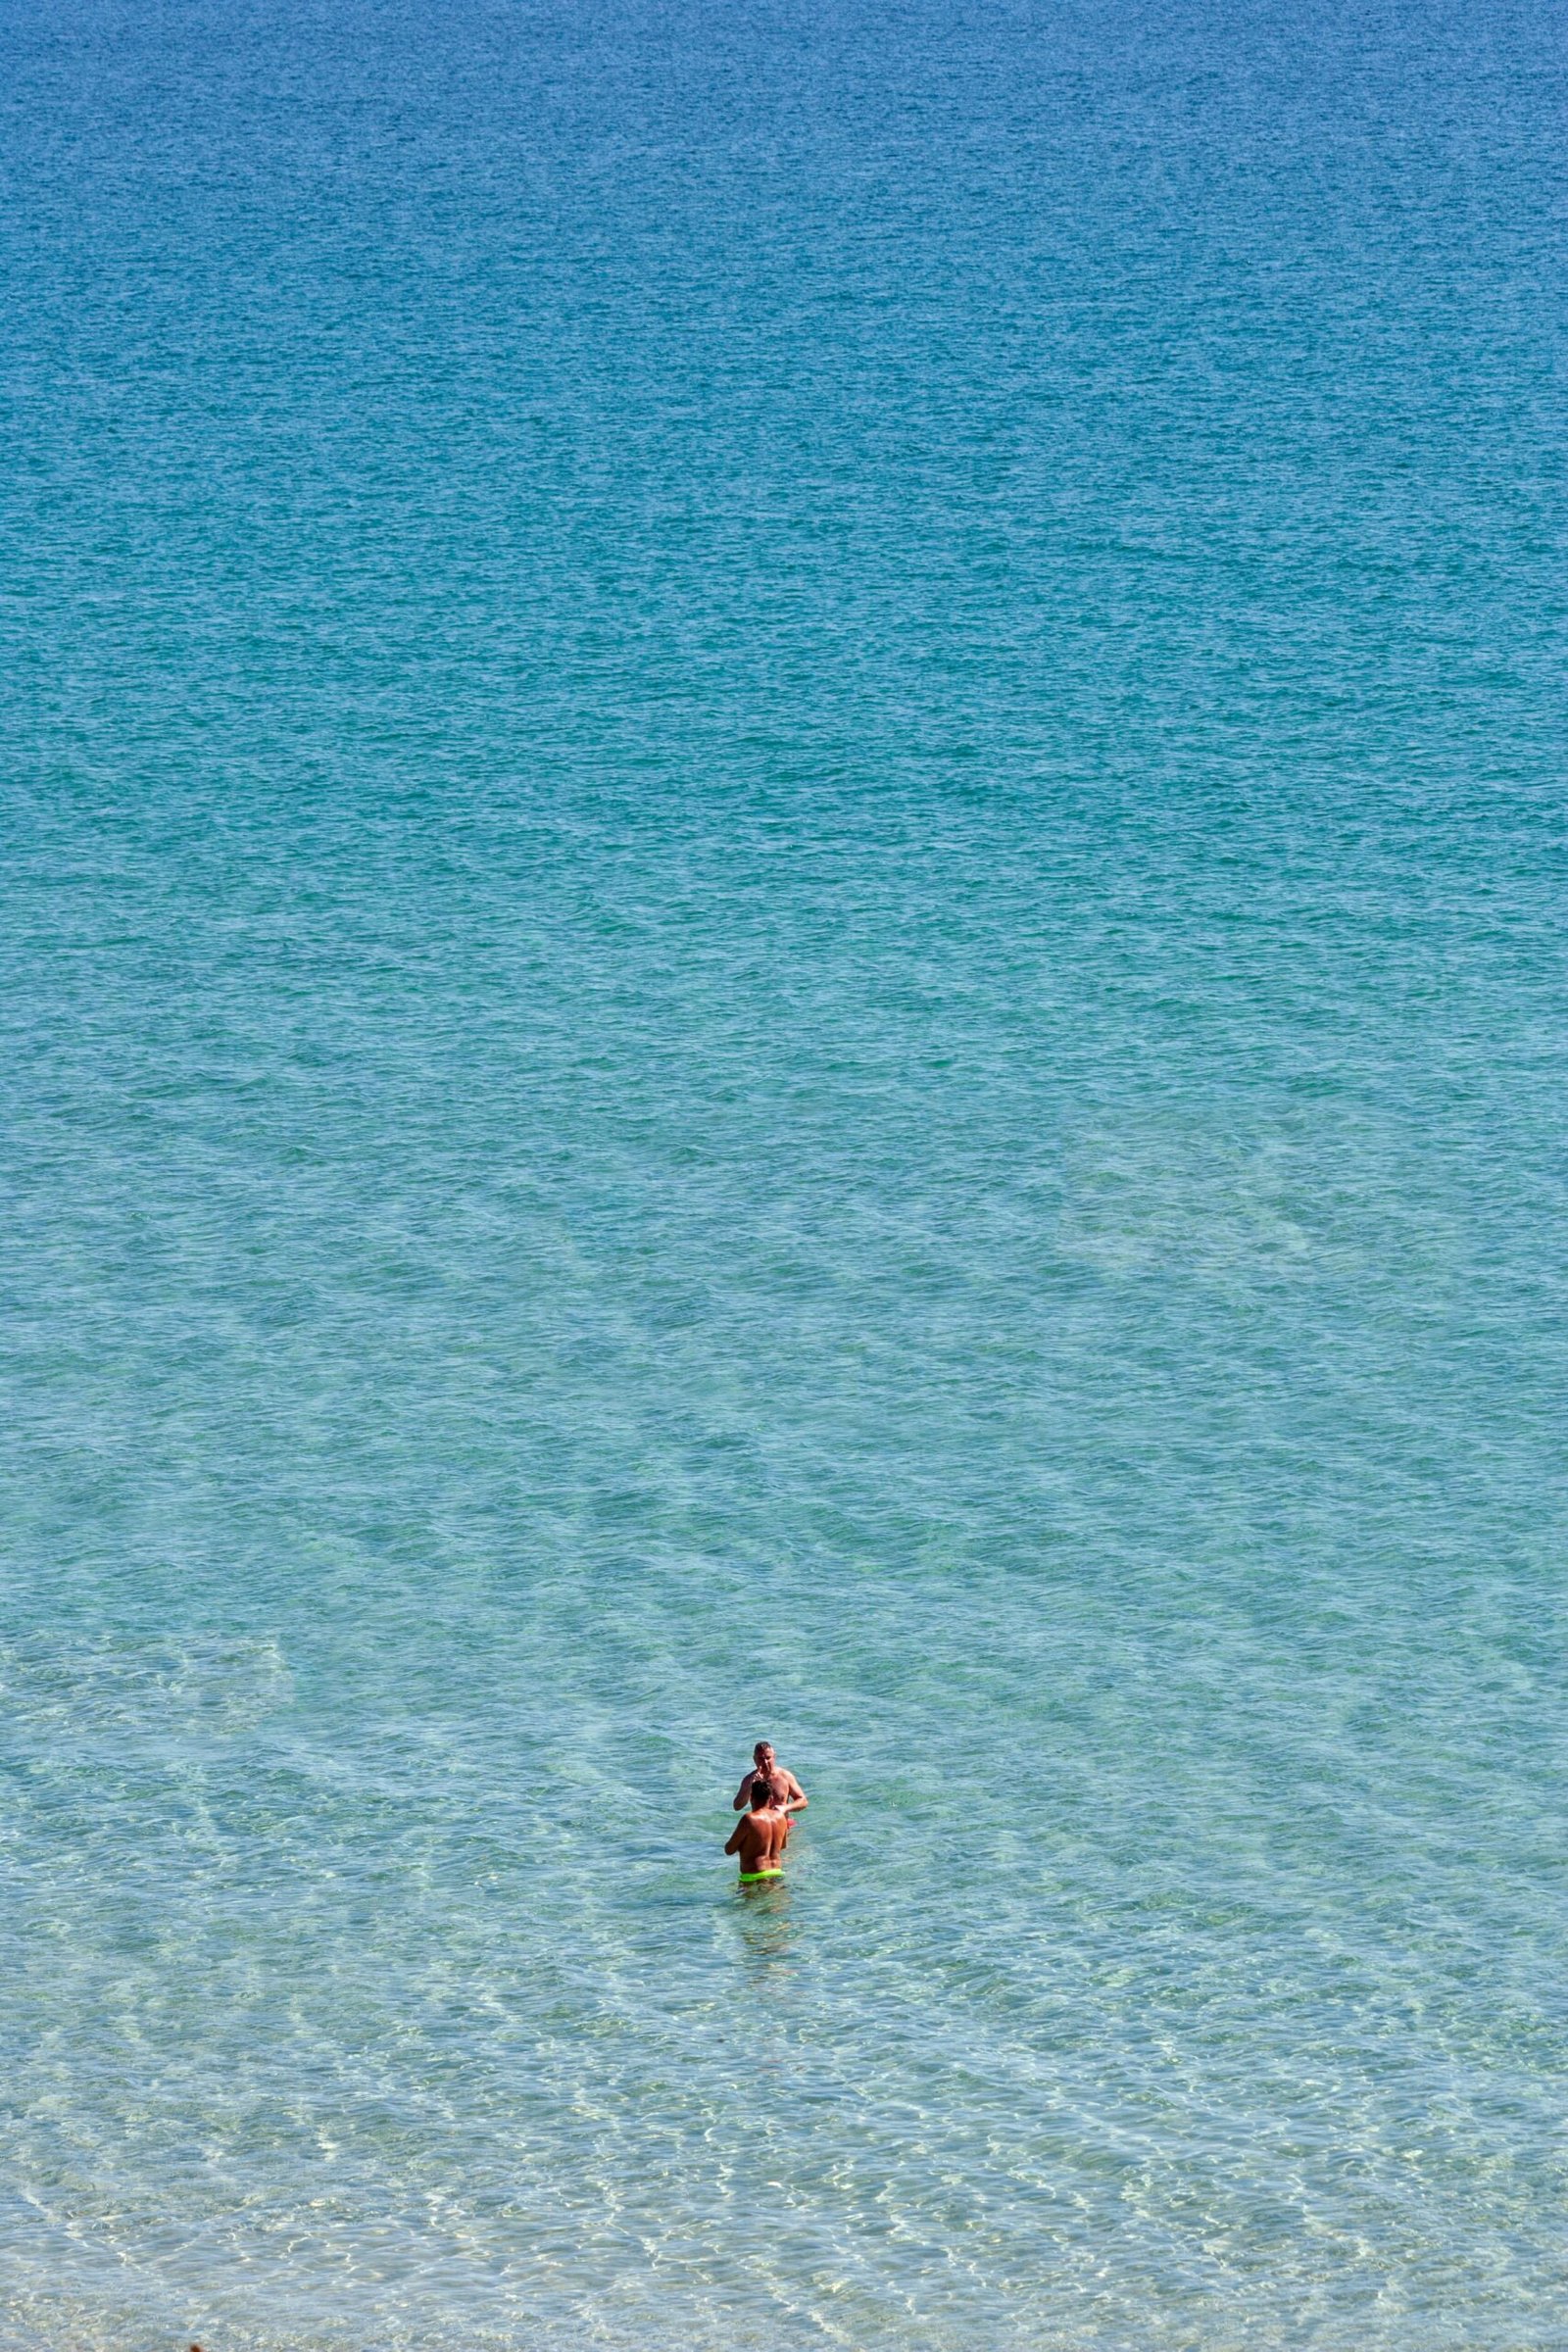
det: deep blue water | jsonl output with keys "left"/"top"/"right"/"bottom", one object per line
{"left": 2, "top": 1, "right": 1565, "bottom": 2345}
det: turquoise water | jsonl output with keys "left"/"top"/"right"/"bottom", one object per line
{"left": 2, "top": 0, "right": 1566, "bottom": 2344}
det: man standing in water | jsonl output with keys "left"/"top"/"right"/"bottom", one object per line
{"left": 724, "top": 1776, "right": 789, "bottom": 1884}
{"left": 732, "top": 1740, "right": 808, "bottom": 1816}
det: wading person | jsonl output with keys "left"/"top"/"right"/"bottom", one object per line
{"left": 733, "top": 1740, "right": 808, "bottom": 1816}
{"left": 724, "top": 1776, "right": 789, "bottom": 1886}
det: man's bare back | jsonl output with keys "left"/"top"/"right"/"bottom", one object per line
{"left": 724, "top": 1783, "right": 788, "bottom": 1881}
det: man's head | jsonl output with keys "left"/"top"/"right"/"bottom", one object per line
{"left": 753, "top": 1741, "right": 775, "bottom": 1771}
{"left": 752, "top": 1776, "right": 782, "bottom": 1812}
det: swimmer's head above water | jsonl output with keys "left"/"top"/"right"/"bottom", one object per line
{"left": 734, "top": 1742, "right": 807, "bottom": 1814}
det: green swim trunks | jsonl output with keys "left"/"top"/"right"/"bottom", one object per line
{"left": 738, "top": 1869, "right": 784, "bottom": 1885}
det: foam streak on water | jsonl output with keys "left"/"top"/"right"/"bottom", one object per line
{"left": 1, "top": 0, "right": 1565, "bottom": 2345}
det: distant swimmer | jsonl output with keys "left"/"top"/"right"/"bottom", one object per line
{"left": 725, "top": 1776, "right": 789, "bottom": 1885}
{"left": 733, "top": 1740, "right": 808, "bottom": 1816}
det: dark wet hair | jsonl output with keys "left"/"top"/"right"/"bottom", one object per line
{"left": 752, "top": 1776, "right": 782, "bottom": 1809}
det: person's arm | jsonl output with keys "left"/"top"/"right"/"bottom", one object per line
{"left": 724, "top": 1822, "right": 746, "bottom": 1856}
{"left": 782, "top": 1772, "right": 808, "bottom": 1813}
{"left": 732, "top": 1773, "right": 755, "bottom": 1812}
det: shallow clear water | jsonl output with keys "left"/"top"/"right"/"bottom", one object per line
{"left": 2, "top": 0, "right": 1565, "bottom": 2345}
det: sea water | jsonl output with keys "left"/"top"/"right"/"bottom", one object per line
{"left": 1, "top": 0, "right": 1564, "bottom": 2345}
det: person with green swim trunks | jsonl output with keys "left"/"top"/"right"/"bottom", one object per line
{"left": 725, "top": 1775, "right": 789, "bottom": 1884}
